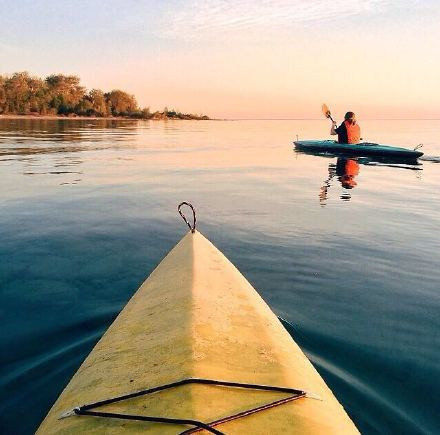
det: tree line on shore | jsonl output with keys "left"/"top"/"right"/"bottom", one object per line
{"left": 0, "top": 72, "right": 209, "bottom": 120}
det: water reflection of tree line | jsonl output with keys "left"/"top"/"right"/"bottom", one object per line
{"left": 0, "top": 119, "right": 139, "bottom": 185}
{"left": 0, "top": 119, "right": 140, "bottom": 156}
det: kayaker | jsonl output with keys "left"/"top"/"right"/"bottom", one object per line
{"left": 330, "top": 111, "right": 361, "bottom": 144}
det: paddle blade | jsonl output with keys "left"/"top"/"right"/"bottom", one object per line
{"left": 322, "top": 103, "right": 331, "bottom": 119}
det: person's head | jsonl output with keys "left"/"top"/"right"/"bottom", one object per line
{"left": 344, "top": 111, "right": 356, "bottom": 124}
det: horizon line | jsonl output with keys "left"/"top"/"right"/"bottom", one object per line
{"left": 218, "top": 118, "right": 440, "bottom": 121}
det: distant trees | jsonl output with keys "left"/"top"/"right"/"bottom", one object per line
{"left": 0, "top": 76, "right": 7, "bottom": 110}
{"left": 0, "top": 72, "right": 47, "bottom": 114}
{"left": 87, "top": 89, "right": 109, "bottom": 117}
{"left": 0, "top": 71, "right": 209, "bottom": 120}
{"left": 104, "top": 89, "right": 138, "bottom": 116}
{"left": 45, "top": 74, "right": 85, "bottom": 114}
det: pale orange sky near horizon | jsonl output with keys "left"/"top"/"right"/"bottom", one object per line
{"left": 1, "top": 0, "right": 439, "bottom": 119}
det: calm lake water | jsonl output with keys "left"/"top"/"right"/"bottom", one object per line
{"left": 0, "top": 118, "right": 439, "bottom": 434}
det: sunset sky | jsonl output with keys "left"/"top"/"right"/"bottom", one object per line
{"left": 1, "top": 0, "right": 439, "bottom": 119}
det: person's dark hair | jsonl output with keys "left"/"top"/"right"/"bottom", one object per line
{"left": 344, "top": 111, "right": 355, "bottom": 120}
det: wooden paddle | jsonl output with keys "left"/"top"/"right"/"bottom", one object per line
{"left": 322, "top": 103, "right": 335, "bottom": 123}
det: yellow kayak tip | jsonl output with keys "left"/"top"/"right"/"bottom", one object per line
{"left": 37, "top": 203, "right": 358, "bottom": 434}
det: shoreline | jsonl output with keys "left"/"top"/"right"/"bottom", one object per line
{"left": 1, "top": 115, "right": 438, "bottom": 122}
{"left": 0, "top": 114, "right": 211, "bottom": 121}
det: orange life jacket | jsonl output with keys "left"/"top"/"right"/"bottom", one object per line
{"left": 345, "top": 120, "right": 361, "bottom": 144}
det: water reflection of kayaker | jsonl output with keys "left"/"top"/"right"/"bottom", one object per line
{"left": 330, "top": 112, "right": 361, "bottom": 144}
{"left": 319, "top": 157, "right": 360, "bottom": 205}
{"left": 336, "top": 157, "right": 359, "bottom": 189}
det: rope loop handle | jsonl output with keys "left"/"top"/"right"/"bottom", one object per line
{"left": 178, "top": 202, "right": 196, "bottom": 233}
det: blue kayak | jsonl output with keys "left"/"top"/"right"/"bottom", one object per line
{"left": 294, "top": 140, "right": 423, "bottom": 159}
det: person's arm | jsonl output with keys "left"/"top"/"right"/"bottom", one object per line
{"left": 330, "top": 121, "right": 338, "bottom": 135}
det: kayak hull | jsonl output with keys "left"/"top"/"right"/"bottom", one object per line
{"left": 38, "top": 231, "right": 358, "bottom": 434}
{"left": 294, "top": 140, "right": 423, "bottom": 160}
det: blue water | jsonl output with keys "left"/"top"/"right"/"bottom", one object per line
{"left": 0, "top": 118, "right": 439, "bottom": 434}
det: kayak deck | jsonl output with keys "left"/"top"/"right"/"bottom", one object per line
{"left": 294, "top": 140, "right": 423, "bottom": 159}
{"left": 38, "top": 231, "right": 358, "bottom": 434}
